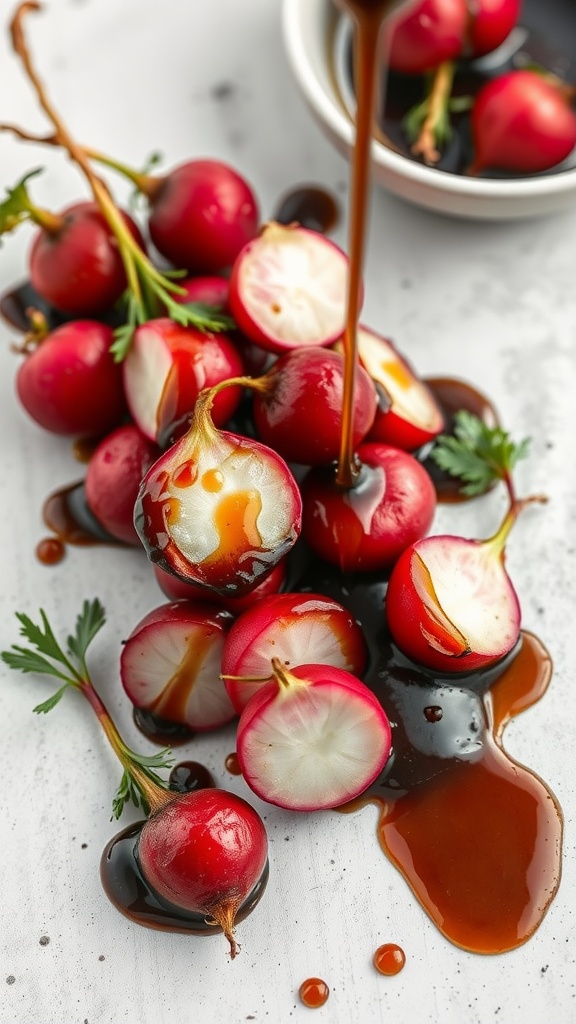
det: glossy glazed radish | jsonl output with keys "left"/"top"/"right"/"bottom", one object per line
{"left": 153, "top": 558, "right": 287, "bottom": 613}
{"left": 301, "top": 443, "right": 436, "bottom": 572}
{"left": 356, "top": 326, "right": 444, "bottom": 451}
{"left": 470, "top": 70, "right": 576, "bottom": 174}
{"left": 135, "top": 383, "right": 302, "bottom": 596}
{"left": 85, "top": 425, "right": 159, "bottom": 544}
{"left": 29, "top": 200, "right": 144, "bottom": 316}
{"left": 236, "top": 661, "right": 391, "bottom": 811}
{"left": 173, "top": 275, "right": 231, "bottom": 310}
{"left": 16, "top": 320, "right": 126, "bottom": 436}
{"left": 465, "top": 0, "right": 521, "bottom": 59}
{"left": 139, "top": 159, "right": 259, "bottom": 273}
{"left": 122, "top": 317, "right": 244, "bottom": 445}
{"left": 221, "top": 592, "right": 368, "bottom": 714}
{"left": 120, "top": 601, "right": 235, "bottom": 731}
{"left": 252, "top": 346, "right": 377, "bottom": 465}
{"left": 387, "top": 0, "right": 467, "bottom": 75}
{"left": 137, "top": 787, "right": 268, "bottom": 955}
{"left": 228, "top": 222, "right": 351, "bottom": 354}
{"left": 385, "top": 502, "right": 527, "bottom": 672}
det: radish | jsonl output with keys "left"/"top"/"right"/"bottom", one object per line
{"left": 221, "top": 592, "right": 368, "bottom": 714}
{"left": 1, "top": 600, "right": 268, "bottom": 959}
{"left": 153, "top": 558, "right": 287, "bottom": 613}
{"left": 301, "top": 443, "right": 436, "bottom": 572}
{"left": 387, "top": 0, "right": 467, "bottom": 75}
{"left": 228, "top": 222, "right": 352, "bottom": 354}
{"left": 122, "top": 317, "right": 245, "bottom": 445}
{"left": 135, "top": 382, "right": 302, "bottom": 596}
{"left": 120, "top": 600, "right": 236, "bottom": 731}
{"left": 85, "top": 424, "right": 159, "bottom": 544}
{"left": 236, "top": 660, "right": 392, "bottom": 811}
{"left": 251, "top": 346, "right": 377, "bottom": 465}
{"left": 470, "top": 70, "right": 576, "bottom": 175}
{"left": 465, "top": 0, "right": 521, "bottom": 59}
{"left": 15, "top": 319, "right": 127, "bottom": 436}
{"left": 356, "top": 326, "right": 445, "bottom": 451}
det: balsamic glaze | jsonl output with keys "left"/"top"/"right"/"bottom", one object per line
{"left": 273, "top": 186, "right": 340, "bottom": 234}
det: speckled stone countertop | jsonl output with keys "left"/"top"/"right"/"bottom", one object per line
{"left": 0, "top": 2, "right": 574, "bottom": 1022}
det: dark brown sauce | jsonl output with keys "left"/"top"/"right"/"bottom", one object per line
{"left": 298, "top": 554, "right": 562, "bottom": 955}
{"left": 298, "top": 977, "right": 330, "bottom": 1009}
{"left": 132, "top": 707, "right": 195, "bottom": 746}
{"left": 273, "top": 186, "right": 340, "bottom": 234}
{"left": 225, "top": 751, "right": 242, "bottom": 776}
{"left": 42, "top": 481, "right": 119, "bottom": 549}
{"left": 423, "top": 376, "right": 499, "bottom": 502}
{"left": 168, "top": 761, "right": 216, "bottom": 793}
{"left": 72, "top": 436, "right": 101, "bottom": 463}
{"left": 100, "top": 822, "right": 269, "bottom": 934}
{"left": 373, "top": 942, "right": 406, "bottom": 975}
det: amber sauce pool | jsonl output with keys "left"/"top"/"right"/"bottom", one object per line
{"left": 330, "top": 0, "right": 562, "bottom": 957}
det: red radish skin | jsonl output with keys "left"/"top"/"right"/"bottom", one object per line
{"left": 85, "top": 424, "right": 159, "bottom": 544}
{"left": 136, "top": 788, "right": 268, "bottom": 957}
{"left": 16, "top": 320, "right": 127, "bottom": 436}
{"left": 221, "top": 592, "right": 368, "bottom": 714}
{"left": 236, "top": 662, "right": 392, "bottom": 811}
{"left": 356, "top": 326, "right": 444, "bottom": 451}
{"left": 120, "top": 600, "right": 235, "bottom": 731}
{"left": 173, "top": 275, "right": 231, "bottom": 311}
{"left": 301, "top": 443, "right": 436, "bottom": 573}
{"left": 385, "top": 532, "right": 521, "bottom": 673}
{"left": 153, "top": 558, "right": 287, "bottom": 613}
{"left": 252, "top": 347, "right": 377, "bottom": 466}
{"left": 465, "top": 0, "right": 521, "bottom": 59}
{"left": 122, "top": 318, "right": 245, "bottom": 445}
{"left": 29, "top": 201, "right": 144, "bottom": 316}
{"left": 135, "top": 389, "right": 302, "bottom": 596}
{"left": 146, "top": 160, "right": 259, "bottom": 274}
{"left": 470, "top": 71, "right": 576, "bottom": 175}
{"left": 228, "top": 222, "right": 352, "bottom": 354}
{"left": 387, "top": 0, "right": 467, "bottom": 75}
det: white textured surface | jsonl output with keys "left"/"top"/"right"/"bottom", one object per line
{"left": 0, "top": 1, "right": 575, "bottom": 1023}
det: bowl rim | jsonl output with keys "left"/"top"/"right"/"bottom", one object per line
{"left": 282, "top": 0, "right": 576, "bottom": 203}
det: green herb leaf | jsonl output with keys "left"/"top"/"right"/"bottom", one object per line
{"left": 112, "top": 769, "right": 148, "bottom": 820}
{"left": 67, "top": 598, "right": 106, "bottom": 670}
{"left": 33, "top": 684, "right": 70, "bottom": 714}
{"left": 430, "top": 410, "right": 531, "bottom": 496}
{"left": 0, "top": 168, "right": 43, "bottom": 236}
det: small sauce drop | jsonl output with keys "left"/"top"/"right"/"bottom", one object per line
{"left": 173, "top": 460, "right": 198, "bottom": 488}
{"left": 225, "top": 752, "right": 242, "bottom": 776}
{"left": 201, "top": 468, "right": 225, "bottom": 492}
{"left": 298, "top": 977, "right": 330, "bottom": 1009}
{"left": 35, "top": 536, "right": 65, "bottom": 565}
{"left": 423, "top": 705, "right": 443, "bottom": 723}
{"left": 274, "top": 186, "right": 340, "bottom": 234}
{"left": 373, "top": 943, "right": 406, "bottom": 975}
{"left": 169, "top": 761, "right": 216, "bottom": 793}
{"left": 42, "top": 482, "right": 119, "bottom": 547}
{"left": 72, "top": 436, "right": 100, "bottom": 463}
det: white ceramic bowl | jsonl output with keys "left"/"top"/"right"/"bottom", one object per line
{"left": 282, "top": 0, "right": 576, "bottom": 220}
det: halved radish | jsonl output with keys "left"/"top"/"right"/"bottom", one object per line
{"left": 221, "top": 592, "right": 367, "bottom": 714}
{"left": 356, "top": 326, "right": 445, "bottom": 451}
{"left": 236, "top": 660, "right": 392, "bottom": 811}
{"left": 228, "top": 222, "right": 353, "bottom": 354}
{"left": 153, "top": 557, "right": 288, "bottom": 614}
{"left": 120, "top": 600, "right": 236, "bottom": 731}
{"left": 122, "top": 318, "right": 244, "bottom": 445}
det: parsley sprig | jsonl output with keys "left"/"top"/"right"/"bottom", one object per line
{"left": 1, "top": 599, "right": 174, "bottom": 819}
{"left": 430, "top": 410, "right": 531, "bottom": 499}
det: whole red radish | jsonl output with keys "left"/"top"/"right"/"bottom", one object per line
{"left": 236, "top": 660, "right": 391, "bottom": 811}
{"left": 228, "top": 222, "right": 351, "bottom": 354}
{"left": 142, "top": 159, "right": 259, "bottom": 273}
{"left": 120, "top": 600, "right": 235, "bottom": 731}
{"left": 387, "top": 0, "right": 467, "bottom": 75}
{"left": 29, "top": 200, "right": 144, "bottom": 316}
{"left": 16, "top": 320, "right": 127, "bottom": 436}
{"left": 470, "top": 70, "right": 576, "bottom": 174}
{"left": 122, "top": 318, "right": 244, "bottom": 445}
{"left": 252, "top": 346, "right": 377, "bottom": 465}
{"left": 357, "top": 326, "right": 444, "bottom": 451}
{"left": 153, "top": 558, "right": 287, "bottom": 613}
{"left": 221, "top": 591, "right": 368, "bottom": 714}
{"left": 85, "top": 424, "right": 159, "bottom": 544}
{"left": 135, "top": 383, "right": 302, "bottom": 596}
{"left": 301, "top": 443, "right": 436, "bottom": 573}
{"left": 465, "top": 0, "right": 521, "bottom": 59}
